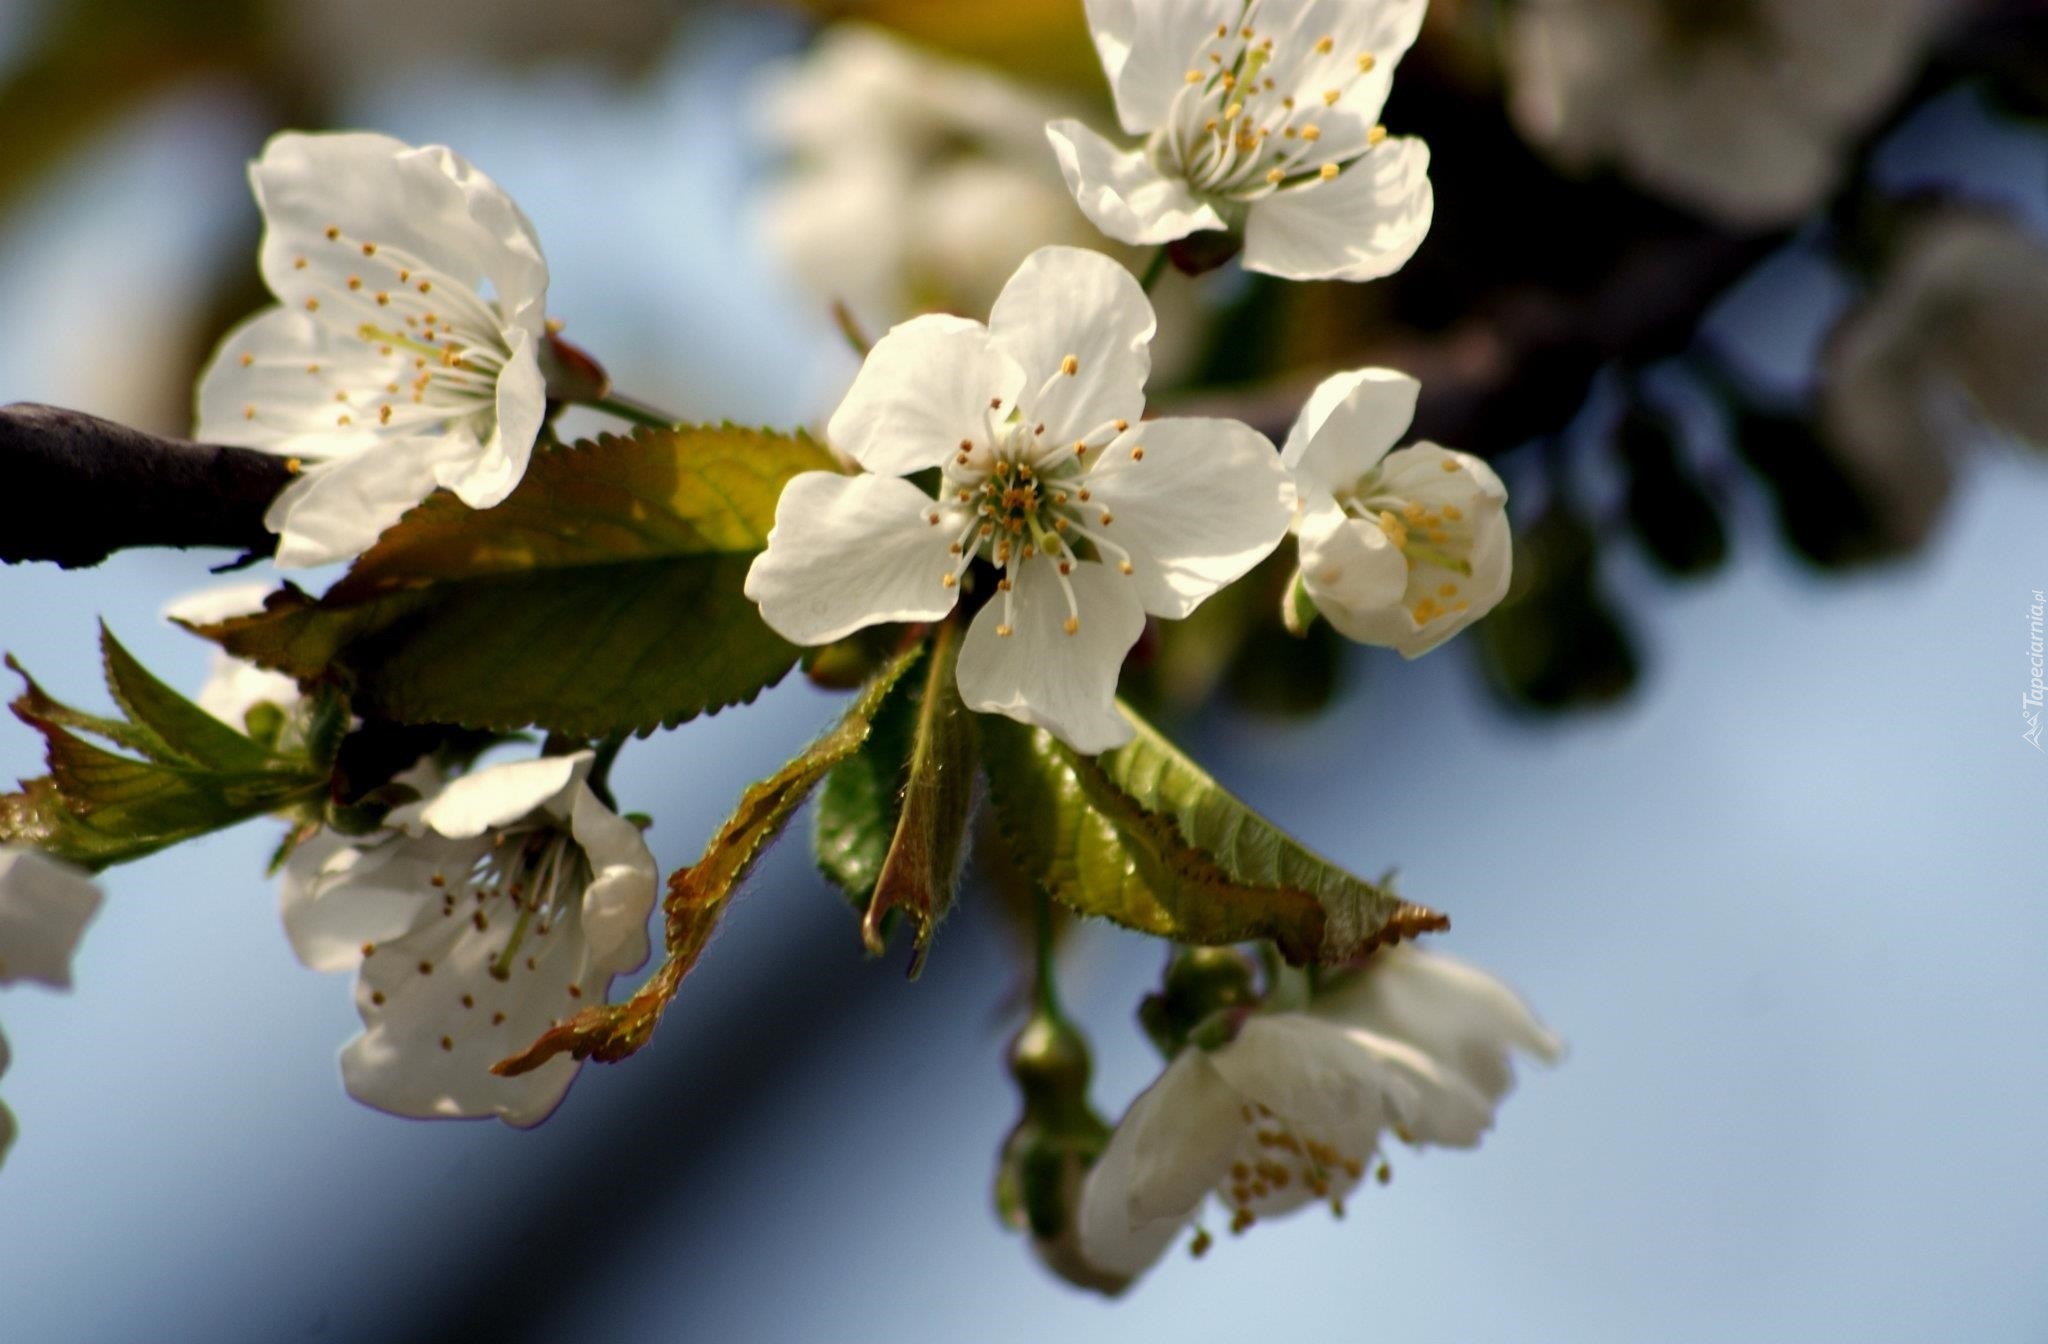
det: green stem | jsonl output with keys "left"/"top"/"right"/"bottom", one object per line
{"left": 586, "top": 733, "right": 628, "bottom": 811}
{"left": 1138, "top": 246, "right": 1171, "bottom": 293}
{"left": 1032, "top": 884, "right": 1063, "bottom": 1018}
{"left": 584, "top": 392, "right": 681, "bottom": 429}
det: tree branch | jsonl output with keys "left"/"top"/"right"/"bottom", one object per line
{"left": 0, "top": 403, "right": 290, "bottom": 568}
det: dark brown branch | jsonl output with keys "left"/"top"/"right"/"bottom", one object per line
{"left": 0, "top": 403, "right": 291, "bottom": 568}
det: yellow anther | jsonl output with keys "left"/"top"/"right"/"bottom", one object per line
{"left": 304, "top": 297, "right": 320, "bottom": 312}
{"left": 1369, "top": 124, "right": 1388, "bottom": 145}
{"left": 1131, "top": 446, "right": 1145, "bottom": 461}
{"left": 1115, "top": 419, "right": 1130, "bottom": 431}
{"left": 1186, "top": 69, "right": 1204, "bottom": 84}
{"left": 1267, "top": 168, "right": 1286, "bottom": 184}
{"left": 1441, "top": 457, "right": 1462, "bottom": 472}
{"left": 1377, "top": 510, "right": 1408, "bottom": 547}
{"left": 284, "top": 457, "right": 302, "bottom": 473}
{"left": 1323, "top": 88, "right": 1341, "bottom": 106}
{"left": 346, "top": 276, "right": 362, "bottom": 290}
{"left": 1063, "top": 617, "right": 1080, "bottom": 636}
{"left": 1061, "top": 354, "right": 1079, "bottom": 376}
{"left": 242, "top": 405, "right": 255, "bottom": 420}
{"left": 1358, "top": 52, "right": 1376, "bottom": 72}
{"left": 293, "top": 256, "right": 307, "bottom": 270}
{"left": 1315, "top": 35, "right": 1334, "bottom": 54}
{"left": 1220, "top": 72, "right": 1237, "bottom": 91}
{"left": 1118, "top": 560, "right": 1134, "bottom": 575}
{"left": 1320, "top": 163, "right": 1340, "bottom": 181}
{"left": 238, "top": 352, "right": 254, "bottom": 367}
{"left": 336, "top": 413, "right": 352, "bottom": 426}
{"left": 1439, "top": 583, "right": 1459, "bottom": 599}
{"left": 1224, "top": 101, "right": 1243, "bottom": 120}
{"left": 1442, "top": 503, "right": 1464, "bottom": 520}
{"left": 996, "top": 624, "right": 1014, "bottom": 638}
{"left": 1404, "top": 500, "right": 1427, "bottom": 522}
{"left": 324, "top": 226, "right": 340, "bottom": 241}
{"left": 1301, "top": 125, "right": 1321, "bottom": 142}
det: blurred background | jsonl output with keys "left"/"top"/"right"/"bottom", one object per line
{"left": 0, "top": 0, "right": 2045, "bottom": 1339}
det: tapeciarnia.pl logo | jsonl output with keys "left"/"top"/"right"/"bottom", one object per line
{"left": 2027, "top": 590, "right": 2045, "bottom": 751}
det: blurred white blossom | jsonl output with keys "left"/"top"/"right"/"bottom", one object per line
{"left": 1071, "top": 946, "right": 1559, "bottom": 1288}
{"left": 281, "top": 753, "right": 655, "bottom": 1127}
{"left": 1051, "top": 0, "right": 1434, "bottom": 280}
{"left": 755, "top": 25, "right": 1103, "bottom": 333}
{"left": 1284, "top": 368, "right": 1511, "bottom": 656}
{"left": 0, "top": 848, "right": 104, "bottom": 1168}
{"left": 195, "top": 131, "right": 551, "bottom": 568}
{"left": 1823, "top": 211, "right": 2048, "bottom": 545}
{"left": 1506, "top": 0, "right": 1942, "bottom": 226}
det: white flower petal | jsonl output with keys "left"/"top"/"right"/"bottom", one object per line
{"left": 1297, "top": 496, "right": 1409, "bottom": 635}
{"left": 339, "top": 882, "right": 594, "bottom": 1128}
{"left": 1079, "top": 0, "right": 1139, "bottom": 122}
{"left": 161, "top": 581, "right": 275, "bottom": 627}
{"left": 279, "top": 829, "right": 462, "bottom": 974}
{"left": 988, "top": 246, "right": 1155, "bottom": 445}
{"left": 1283, "top": 367, "right": 1419, "bottom": 482}
{"left": 0, "top": 848, "right": 102, "bottom": 989}
{"left": 261, "top": 435, "right": 477, "bottom": 568}
{"left": 1047, "top": 119, "right": 1227, "bottom": 248}
{"left": 569, "top": 784, "right": 657, "bottom": 975}
{"left": 409, "top": 753, "right": 589, "bottom": 840}
{"left": 828, "top": 315, "right": 1027, "bottom": 476}
{"left": 1315, "top": 946, "right": 1563, "bottom": 1103}
{"left": 744, "top": 472, "right": 964, "bottom": 646}
{"left": 1075, "top": 1049, "right": 1238, "bottom": 1278}
{"left": 251, "top": 131, "right": 547, "bottom": 340}
{"left": 1080, "top": 417, "right": 1292, "bottom": 619}
{"left": 1260, "top": 0, "right": 1427, "bottom": 128}
{"left": 1242, "top": 136, "right": 1433, "bottom": 283}
{"left": 1095, "top": 0, "right": 1243, "bottom": 135}
{"left": 956, "top": 556, "right": 1143, "bottom": 754}
{"left": 438, "top": 326, "right": 545, "bottom": 511}
{"left": 194, "top": 306, "right": 400, "bottom": 457}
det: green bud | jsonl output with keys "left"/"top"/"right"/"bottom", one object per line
{"left": 1140, "top": 945, "right": 1259, "bottom": 1059}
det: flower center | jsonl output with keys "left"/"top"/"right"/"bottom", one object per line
{"left": 236, "top": 222, "right": 513, "bottom": 443}
{"left": 925, "top": 365, "right": 1146, "bottom": 638}
{"left": 448, "top": 820, "right": 589, "bottom": 983}
{"left": 1149, "top": 9, "right": 1387, "bottom": 202}
{"left": 1214, "top": 1099, "right": 1381, "bottom": 1239}
{"left": 1338, "top": 459, "right": 1480, "bottom": 626}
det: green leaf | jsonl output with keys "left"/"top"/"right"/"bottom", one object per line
{"left": 862, "top": 621, "right": 976, "bottom": 968}
{"left": 493, "top": 645, "right": 923, "bottom": 1076}
{"left": 982, "top": 705, "right": 1443, "bottom": 964}
{"left": 2, "top": 628, "right": 332, "bottom": 870}
{"left": 814, "top": 650, "right": 923, "bottom": 908}
{"left": 190, "top": 425, "right": 837, "bottom": 738}
{"left": 100, "top": 623, "right": 277, "bottom": 772}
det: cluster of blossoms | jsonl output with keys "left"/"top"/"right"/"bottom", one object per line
{"left": 3, "top": 0, "right": 1559, "bottom": 1295}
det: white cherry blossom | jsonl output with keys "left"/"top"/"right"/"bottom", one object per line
{"left": 1506, "top": 0, "right": 1940, "bottom": 226}
{"left": 281, "top": 754, "right": 656, "bottom": 1127}
{"left": 1284, "top": 368, "right": 1511, "bottom": 656}
{"left": 195, "top": 130, "right": 551, "bottom": 568}
{"left": 1048, "top": 0, "right": 1433, "bottom": 281}
{"left": 0, "top": 848, "right": 104, "bottom": 1168}
{"left": 1073, "top": 946, "right": 1558, "bottom": 1288}
{"left": 745, "top": 246, "right": 1291, "bottom": 753}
